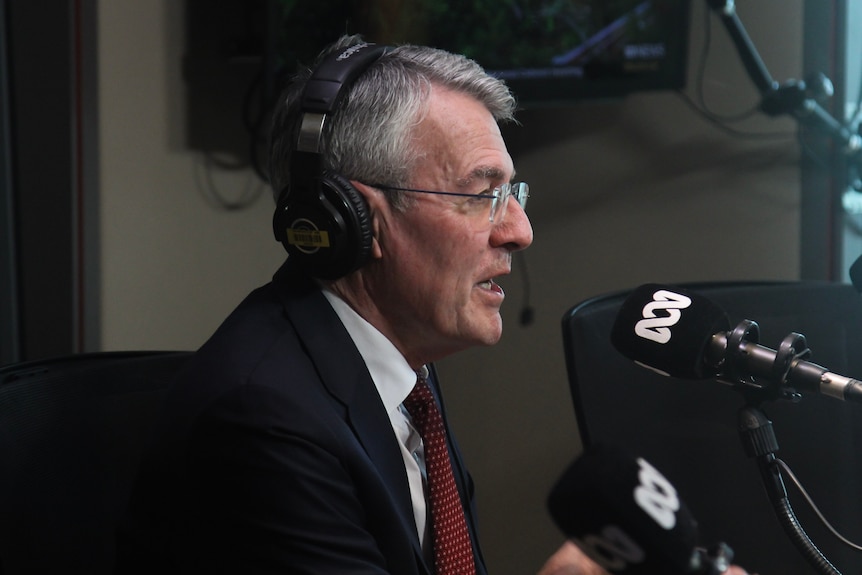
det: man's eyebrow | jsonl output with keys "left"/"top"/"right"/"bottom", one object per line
{"left": 456, "top": 166, "right": 515, "bottom": 188}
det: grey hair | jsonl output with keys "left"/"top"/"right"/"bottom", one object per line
{"left": 268, "top": 35, "right": 517, "bottom": 207}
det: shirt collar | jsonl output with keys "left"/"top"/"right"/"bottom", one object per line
{"left": 322, "top": 290, "right": 416, "bottom": 413}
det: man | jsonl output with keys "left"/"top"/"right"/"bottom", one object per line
{"left": 116, "top": 35, "right": 745, "bottom": 575}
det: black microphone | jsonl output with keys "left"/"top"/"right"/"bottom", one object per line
{"left": 611, "top": 283, "right": 862, "bottom": 403}
{"left": 547, "top": 444, "right": 732, "bottom": 574}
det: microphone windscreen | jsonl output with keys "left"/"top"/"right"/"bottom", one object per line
{"left": 610, "top": 284, "right": 730, "bottom": 379}
{"left": 547, "top": 444, "right": 701, "bottom": 575}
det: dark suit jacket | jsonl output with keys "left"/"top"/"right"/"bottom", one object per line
{"left": 115, "top": 260, "right": 488, "bottom": 575}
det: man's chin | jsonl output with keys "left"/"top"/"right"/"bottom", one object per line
{"left": 473, "top": 316, "right": 504, "bottom": 346}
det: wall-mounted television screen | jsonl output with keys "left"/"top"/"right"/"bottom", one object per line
{"left": 271, "top": 0, "right": 692, "bottom": 106}
{"left": 183, "top": 0, "right": 691, "bottom": 162}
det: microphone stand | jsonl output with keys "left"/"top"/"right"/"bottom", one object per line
{"left": 737, "top": 405, "right": 841, "bottom": 575}
{"left": 704, "top": 0, "right": 862, "bottom": 185}
{"left": 723, "top": 319, "right": 842, "bottom": 574}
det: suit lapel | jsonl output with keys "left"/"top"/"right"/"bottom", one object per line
{"left": 272, "top": 263, "right": 427, "bottom": 571}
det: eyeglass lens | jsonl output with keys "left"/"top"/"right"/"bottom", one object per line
{"left": 491, "top": 182, "right": 529, "bottom": 223}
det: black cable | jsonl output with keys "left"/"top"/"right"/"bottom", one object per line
{"left": 676, "top": 90, "right": 796, "bottom": 141}
{"left": 695, "top": 6, "right": 762, "bottom": 124}
{"left": 193, "top": 152, "right": 266, "bottom": 212}
{"left": 678, "top": 8, "right": 795, "bottom": 141}
{"left": 515, "top": 251, "right": 534, "bottom": 327}
{"left": 776, "top": 458, "right": 862, "bottom": 553}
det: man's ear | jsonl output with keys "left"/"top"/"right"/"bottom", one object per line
{"left": 351, "top": 181, "right": 386, "bottom": 259}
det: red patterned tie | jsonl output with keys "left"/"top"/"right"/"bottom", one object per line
{"left": 404, "top": 374, "right": 476, "bottom": 575}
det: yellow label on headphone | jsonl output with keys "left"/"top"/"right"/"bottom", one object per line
{"left": 287, "top": 228, "right": 331, "bottom": 249}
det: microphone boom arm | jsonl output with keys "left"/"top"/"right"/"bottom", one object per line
{"left": 705, "top": 0, "right": 862, "bottom": 179}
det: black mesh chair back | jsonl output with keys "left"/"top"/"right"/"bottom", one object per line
{"left": 561, "top": 281, "right": 862, "bottom": 575}
{"left": 0, "top": 351, "right": 192, "bottom": 575}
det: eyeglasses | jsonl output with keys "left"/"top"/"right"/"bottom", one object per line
{"left": 365, "top": 181, "right": 529, "bottom": 223}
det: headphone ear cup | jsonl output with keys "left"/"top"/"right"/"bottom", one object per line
{"left": 273, "top": 170, "right": 373, "bottom": 280}
{"left": 321, "top": 170, "right": 373, "bottom": 272}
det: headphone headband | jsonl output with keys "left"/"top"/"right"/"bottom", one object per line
{"left": 301, "top": 43, "right": 389, "bottom": 114}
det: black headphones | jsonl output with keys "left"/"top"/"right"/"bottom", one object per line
{"left": 272, "top": 43, "right": 389, "bottom": 280}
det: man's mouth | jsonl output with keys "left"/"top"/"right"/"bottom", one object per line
{"left": 477, "top": 278, "right": 504, "bottom": 295}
